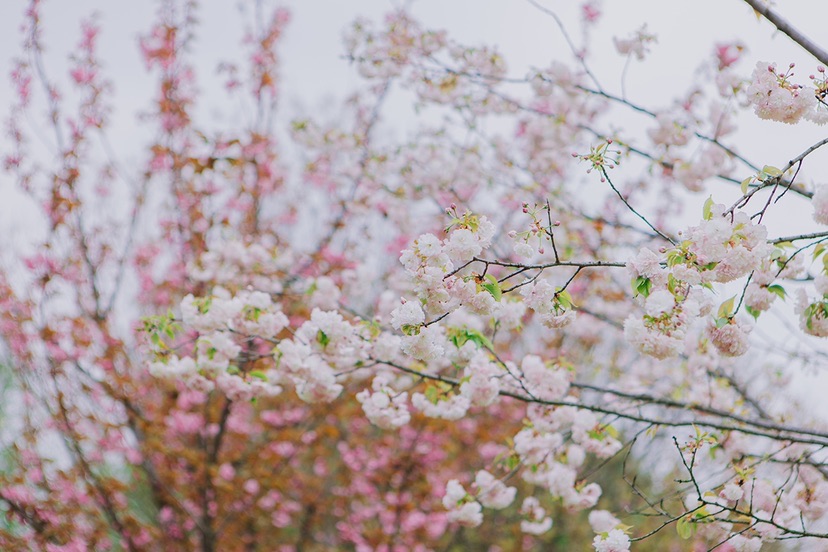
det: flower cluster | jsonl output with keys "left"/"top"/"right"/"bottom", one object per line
{"left": 277, "top": 309, "right": 364, "bottom": 402}
{"left": 624, "top": 202, "right": 774, "bottom": 358}
{"left": 441, "top": 480, "right": 482, "bottom": 527}
{"left": 355, "top": 372, "right": 411, "bottom": 429}
{"left": 520, "top": 279, "right": 576, "bottom": 328}
{"left": 149, "top": 288, "right": 289, "bottom": 399}
{"left": 745, "top": 61, "right": 818, "bottom": 124}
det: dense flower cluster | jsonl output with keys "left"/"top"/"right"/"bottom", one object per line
{"left": 745, "top": 61, "right": 828, "bottom": 125}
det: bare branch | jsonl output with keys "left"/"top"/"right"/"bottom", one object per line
{"left": 741, "top": 0, "right": 828, "bottom": 67}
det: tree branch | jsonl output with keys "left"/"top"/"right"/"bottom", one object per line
{"left": 741, "top": 0, "right": 828, "bottom": 67}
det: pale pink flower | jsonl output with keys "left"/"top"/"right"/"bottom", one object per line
{"left": 588, "top": 510, "right": 620, "bottom": 533}
{"left": 592, "top": 528, "right": 631, "bottom": 552}
{"left": 728, "top": 534, "right": 763, "bottom": 552}
{"left": 356, "top": 373, "right": 410, "bottom": 429}
{"left": 513, "top": 241, "right": 535, "bottom": 258}
{"left": 520, "top": 497, "right": 553, "bottom": 534}
{"left": 411, "top": 392, "right": 470, "bottom": 420}
{"left": 459, "top": 352, "right": 501, "bottom": 406}
{"left": 474, "top": 470, "right": 516, "bottom": 509}
{"left": 746, "top": 61, "right": 812, "bottom": 124}
{"left": 442, "top": 480, "right": 482, "bottom": 526}
{"left": 720, "top": 482, "right": 744, "bottom": 503}
{"left": 613, "top": 24, "right": 656, "bottom": 60}
{"left": 390, "top": 300, "right": 425, "bottom": 329}
{"left": 707, "top": 318, "right": 751, "bottom": 357}
{"left": 813, "top": 185, "right": 828, "bottom": 225}
{"left": 745, "top": 283, "right": 776, "bottom": 312}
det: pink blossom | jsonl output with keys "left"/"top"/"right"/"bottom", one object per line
{"left": 707, "top": 318, "right": 751, "bottom": 357}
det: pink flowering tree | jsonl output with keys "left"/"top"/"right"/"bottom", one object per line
{"left": 2, "top": 0, "right": 828, "bottom": 550}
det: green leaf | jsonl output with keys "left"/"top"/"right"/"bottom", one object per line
{"left": 447, "top": 327, "right": 493, "bottom": 350}
{"left": 555, "top": 289, "right": 575, "bottom": 309}
{"left": 762, "top": 165, "right": 783, "bottom": 177}
{"left": 717, "top": 296, "right": 736, "bottom": 319}
{"left": 464, "top": 328, "right": 494, "bottom": 350}
{"left": 317, "top": 329, "right": 330, "bottom": 347}
{"left": 633, "top": 276, "right": 652, "bottom": 297}
{"left": 676, "top": 517, "right": 694, "bottom": 539}
{"left": 702, "top": 196, "right": 714, "bottom": 221}
{"left": 666, "top": 250, "right": 684, "bottom": 268}
{"left": 766, "top": 284, "right": 786, "bottom": 300}
{"left": 481, "top": 274, "right": 502, "bottom": 302}
{"left": 745, "top": 305, "right": 760, "bottom": 320}
{"left": 425, "top": 385, "right": 439, "bottom": 404}
{"left": 740, "top": 177, "right": 751, "bottom": 195}
{"left": 195, "top": 297, "right": 212, "bottom": 314}
{"left": 250, "top": 370, "right": 268, "bottom": 381}
{"left": 805, "top": 304, "right": 817, "bottom": 330}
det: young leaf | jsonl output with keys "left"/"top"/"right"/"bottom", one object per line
{"left": 762, "top": 165, "right": 783, "bottom": 177}
{"left": 555, "top": 289, "right": 575, "bottom": 309}
{"left": 676, "top": 516, "right": 695, "bottom": 540}
{"left": 766, "top": 284, "right": 786, "bottom": 300}
{"left": 717, "top": 296, "right": 736, "bottom": 319}
{"left": 633, "top": 276, "right": 652, "bottom": 297}
{"left": 481, "top": 274, "right": 502, "bottom": 301}
{"left": 702, "top": 196, "right": 714, "bottom": 221}
{"left": 464, "top": 328, "right": 494, "bottom": 350}
{"left": 317, "top": 329, "right": 330, "bottom": 347}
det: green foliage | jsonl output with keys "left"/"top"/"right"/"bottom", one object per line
{"left": 141, "top": 310, "right": 181, "bottom": 351}
{"left": 447, "top": 326, "right": 494, "bottom": 350}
